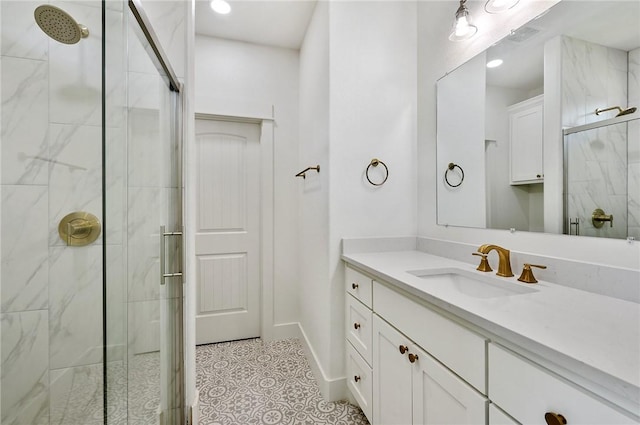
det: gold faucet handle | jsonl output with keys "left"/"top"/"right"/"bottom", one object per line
{"left": 472, "top": 252, "right": 492, "bottom": 272}
{"left": 517, "top": 263, "right": 547, "bottom": 284}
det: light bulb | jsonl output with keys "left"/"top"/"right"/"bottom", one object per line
{"left": 450, "top": 16, "right": 477, "bottom": 40}
{"left": 486, "top": 59, "right": 503, "bottom": 68}
{"left": 449, "top": 0, "right": 478, "bottom": 41}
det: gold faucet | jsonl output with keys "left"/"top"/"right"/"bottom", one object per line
{"left": 477, "top": 244, "right": 514, "bottom": 277}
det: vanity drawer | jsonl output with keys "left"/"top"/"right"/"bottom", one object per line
{"left": 489, "top": 343, "right": 636, "bottom": 424}
{"left": 345, "top": 265, "right": 373, "bottom": 308}
{"left": 347, "top": 341, "right": 373, "bottom": 423}
{"left": 373, "top": 281, "right": 487, "bottom": 393}
{"left": 346, "top": 293, "right": 373, "bottom": 366}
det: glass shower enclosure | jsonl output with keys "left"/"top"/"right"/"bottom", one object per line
{"left": 0, "top": 1, "right": 184, "bottom": 424}
{"left": 564, "top": 115, "right": 639, "bottom": 239}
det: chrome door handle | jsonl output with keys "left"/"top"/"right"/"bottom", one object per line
{"left": 160, "top": 225, "right": 183, "bottom": 285}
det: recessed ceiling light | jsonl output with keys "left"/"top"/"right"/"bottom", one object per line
{"left": 484, "top": 0, "right": 519, "bottom": 14}
{"left": 486, "top": 59, "right": 503, "bottom": 68}
{"left": 210, "top": 0, "right": 231, "bottom": 15}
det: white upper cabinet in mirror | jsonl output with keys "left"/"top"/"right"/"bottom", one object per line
{"left": 436, "top": 1, "right": 640, "bottom": 240}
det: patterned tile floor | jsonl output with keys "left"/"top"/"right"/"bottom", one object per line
{"left": 196, "top": 338, "right": 370, "bottom": 425}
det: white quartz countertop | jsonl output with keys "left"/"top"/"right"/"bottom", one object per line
{"left": 342, "top": 250, "right": 640, "bottom": 412}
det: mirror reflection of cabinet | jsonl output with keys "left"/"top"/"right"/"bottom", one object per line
{"left": 508, "top": 95, "right": 543, "bottom": 185}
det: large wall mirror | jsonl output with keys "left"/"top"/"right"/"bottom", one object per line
{"left": 436, "top": 1, "right": 639, "bottom": 240}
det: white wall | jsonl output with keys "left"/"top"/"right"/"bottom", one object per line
{"left": 328, "top": 0, "right": 417, "bottom": 383}
{"left": 437, "top": 52, "right": 486, "bottom": 228}
{"left": 298, "top": 0, "right": 417, "bottom": 399}
{"left": 418, "top": 0, "right": 640, "bottom": 270}
{"left": 194, "top": 36, "right": 301, "bottom": 329}
{"left": 298, "top": 0, "right": 331, "bottom": 395}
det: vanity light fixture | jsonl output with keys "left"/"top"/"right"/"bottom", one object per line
{"left": 486, "top": 59, "right": 503, "bottom": 68}
{"left": 449, "top": 0, "right": 478, "bottom": 41}
{"left": 210, "top": 0, "right": 231, "bottom": 15}
{"left": 484, "top": 0, "right": 520, "bottom": 14}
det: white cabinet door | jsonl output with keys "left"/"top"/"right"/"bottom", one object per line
{"left": 509, "top": 95, "right": 544, "bottom": 185}
{"left": 412, "top": 342, "right": 487, "bottom": 425}
{"left": 373, "top": 315, "right": 413, "bottom": 425}
{"left": 489, "top": 404, "right": 518, "bottom": 425}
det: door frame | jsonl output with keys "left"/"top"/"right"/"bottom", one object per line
{"left": 194, "top": 112, "right": 275, "bottom": 341}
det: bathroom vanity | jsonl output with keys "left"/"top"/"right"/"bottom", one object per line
{"left": 343, "top": 249, "right": 639, "bottom": 425}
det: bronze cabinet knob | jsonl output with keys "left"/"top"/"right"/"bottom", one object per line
{"left": 408, "top": 353, "right": 419, "bottom": 363}
{"left": 352, "top": 283, "right": 358, "bottom": 289}
{"left": 399, "top": 345, "right": 408, "bottom": 355}
{"left": 354, "top": 375, "right": 361, "bottom": 382}
{"left": 544, "top": 412, "right": 567, "bottom": 425}
{"left": 353, "top": 322, "right": 361, "bottom": 330}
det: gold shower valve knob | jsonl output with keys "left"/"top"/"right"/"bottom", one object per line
{"left": 58, "top": 212, "right": 101, "bottom": 247}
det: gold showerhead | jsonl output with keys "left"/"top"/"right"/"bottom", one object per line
{"left": 34, "top": 5, "right": 89, "bottom": 45}
{"left": 617, "top": 106, "right": 637, "bottom": 117}
{"left": 595, "top": 106, "right": 638, "bottom": 118}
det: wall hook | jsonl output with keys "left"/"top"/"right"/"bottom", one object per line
{"left": 295, "top": 165, "right": 320, "bottom": 179}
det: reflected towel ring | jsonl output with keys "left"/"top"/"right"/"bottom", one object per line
{"left": 445, "top": 162, "right": 464, "bottom": 187}
{"left": 366, "top": 158, "right": 388, "bottom": 186}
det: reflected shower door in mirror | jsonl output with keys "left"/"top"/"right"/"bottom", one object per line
{"left": 564, "top": 117, "right": 639, "bottom": 240}
{"left": 436, "top": 1, "right": 640, "bottom": 238}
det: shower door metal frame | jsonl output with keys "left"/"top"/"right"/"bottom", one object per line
{"left": 128, "top": 0, "right": 181, "bottom": 93}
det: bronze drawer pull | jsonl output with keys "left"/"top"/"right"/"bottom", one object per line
{"left": 408, "top": 353, "right": 419, "bottom": 363}
{"left": 352, "top": 283, "right": 359, "bottom": 289}
{"left": 353, "top": 322, "right": 361, "bottom": 330}
{"left": 354, "top": 375, "right": 361, "bottom": 382}
{"left": 399, "top": 345, "right": 408, "bottom": 354}
{"left": 544, "top": 412, "right": 566, "bottom": 425}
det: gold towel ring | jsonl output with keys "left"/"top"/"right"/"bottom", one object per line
{"left": 444, "top": 162, "right": 464, "bottom": 187}
{"left": 366, "top": 158, "right": 389, "bottom": 186}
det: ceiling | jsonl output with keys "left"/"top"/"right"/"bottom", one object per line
{"left": 485, "top": 1, "right": 640, "bottom": 90}
{"left": 194, "top": 0, "right": 317, "bottom": 49}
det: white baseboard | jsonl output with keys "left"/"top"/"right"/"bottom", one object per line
{"left": 189, "top": 389, "right": 200, "bottom": 425}
{"left": 271, "top": 322, "right": 302, "bottom": 340}
{"left": 296, "top": 323, "right": 348, "bottom": 402}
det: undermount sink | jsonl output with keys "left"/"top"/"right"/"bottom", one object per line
{"left": 407, "top": 268, "right": 538, "bottom": 299}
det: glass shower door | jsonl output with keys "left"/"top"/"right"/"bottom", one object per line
{"left": 105, "top": 1, "right": 183, "bottom": 423}
{"left": 564, "top": 120, "right": 632, "bottom": 239}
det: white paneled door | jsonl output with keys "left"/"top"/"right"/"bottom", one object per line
{"left": 195, "top": 118, "right": 261, "bottom": 344}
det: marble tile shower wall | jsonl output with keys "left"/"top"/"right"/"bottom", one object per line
{"left": 561, "top": 35, "right": 632, "bottom": 239}
{"left": 1, "top": 1, "right": 125, "bottom": 424}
